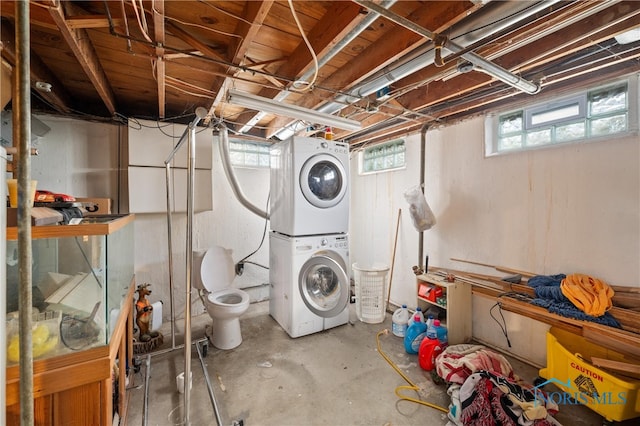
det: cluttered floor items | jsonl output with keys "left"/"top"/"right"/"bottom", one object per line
{"left": 392, "top": 308, "right": 563, "bottom": 426}
{"left": 417, "top": 260, "right": 640, "bottom": 425}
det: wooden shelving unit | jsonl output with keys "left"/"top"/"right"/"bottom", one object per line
{"left": 416, "top": 273, "right": 472, "bottom": 345}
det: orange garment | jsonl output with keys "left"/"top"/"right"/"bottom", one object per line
{"left": 560, "top": 273, "right": 614, "bottom": 317}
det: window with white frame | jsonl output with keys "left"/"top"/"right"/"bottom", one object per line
{"left": 485, "top": 76, "right": 638, "bottom": 156}
{"left": 360, "top": 139, "right": 406, "bottom": 174}
{"left": 229, "top": 139, "right": 270, "bottom": 168}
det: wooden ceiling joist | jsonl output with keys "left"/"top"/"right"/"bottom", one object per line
{"left": 0, "top": 21, "right": 72, "bottom": 113}
{"left": 47, "top": 1, "right": 117, "bottom": 115}
{"left": 153, "top": 0, "right": 165, "bottom": 119}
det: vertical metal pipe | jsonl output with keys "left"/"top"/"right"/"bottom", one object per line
{"left": 418, "top": 123, "right": 430, "bottom": 269}
{"left": 164, "top": 107, "right": 206, "bottom": 351}
{"left": 15, "top": 2, "right": 34, "bottom": 425}
{"left": 183, "top": 122, "right": 196, "bottom": 424}
{"left": 195, "top": 340, "right": 223, "bottom": 426}
{"left": 165, "top": 163, "right": 176, "bottom": 348}
{"left": 142, "top": 354, "right": 151, "bottom": 426}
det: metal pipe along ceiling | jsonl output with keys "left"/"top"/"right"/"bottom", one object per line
{"left": 240, "top": 0, "right": 398, "bottom": 133}
{"left": 317, "top": 0, "right": 562, "bottom": 118}
{"left": 272, "top": 1, "right": 559, "bottom": 140}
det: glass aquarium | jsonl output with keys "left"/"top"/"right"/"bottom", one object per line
{"left": 5, "top": 214, "right": 134, "bottom": 364}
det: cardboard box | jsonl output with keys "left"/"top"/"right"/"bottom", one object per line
{"left": 76, "top": 197, "right": 112, "bottom": 215}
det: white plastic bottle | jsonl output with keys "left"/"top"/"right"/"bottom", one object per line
{"left": 407, "top": 307, "right": 425, "bottom": 326}
{"left": 392, "top": 304, "right": 409, "bottom": 337}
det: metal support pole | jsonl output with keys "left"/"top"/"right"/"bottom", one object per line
{"left": 164, "top": 163, "right": 176, "bottom": 348}
{"left": 418, "top": 123, "right": 430, "bottom": 269}
{"left": 195, "top": 340, "right": 223, "bottom": 426}
{"left": 183, "top": 120, "right": 196, "bottom": 424}
{"left": 164, "top": 107, "right": 207, "bottom": 351}
{"left": 15, "top": 1, "right": 34, "bottom": 424}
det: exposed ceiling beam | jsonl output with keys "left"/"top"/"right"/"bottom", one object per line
{"left": 0, "top": 19, "right": 72, "bottom": 113}
{"left": 65, "top": 15, "right": 122, "bottom": 29}
{"left": 46, "top": 1, "right": 117, "bottom": 115}
{"left": 267, "top": 0, "right": 479, "bottom": 134}
{"left": 166, "top": 21, "right": 227, "bottom": 64}
{"left": 153, "top": 0, "right": 165, "bottom": 119}
{"left": 396, "top": 1, "right": 640, "bottom": 116}
{"left": 239, "top": 1, "right": 367, "bottom": 136}
{"left": 205, "top": 0, "right": 275, "bottom": 124}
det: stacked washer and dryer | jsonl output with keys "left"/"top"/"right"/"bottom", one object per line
{"left": 269, "top": 136, "right": 351, "bottom": 338}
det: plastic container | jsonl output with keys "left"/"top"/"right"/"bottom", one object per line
{"left": 426, "top": 318, "right": 437, "bottom": 339}
{"left": 392, "top": 305, "right": 409, "bottom": 337}
{"left": 539, "top": 327, "right": 640, "bottom": 423}
{"left": 418, "top": 337, "right": 443, "bottom": 371}
{"left": 404, "top": 315, "right": 426, "bottom": 355}
{"left": 407, "top": 307, "right": 424, "bottom": 326}
{"left": 352, "top": 263, "right": 390, "bottom": 324}
{"left": 434, "top": 319, "right": 448, "bottom": 345}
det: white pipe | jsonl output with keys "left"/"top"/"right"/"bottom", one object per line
{"left": 218, "top": 126, "right": 269, "bottom": 219}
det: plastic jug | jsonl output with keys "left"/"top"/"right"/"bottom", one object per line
{"left": 418, "top": 337, "right": 443, "bottom": 371}
{"left": 392, "top": 305, "right": 409, "bottom": 337}
{"left": 407, "top": 307, "right": 424, "bottom": 326}
{"left": 404, "top": 315, "right": 427, "bottom": 355}
{"left": 426, "top": 317, "right": 437, "bottom": 339}
{"left": 434, "top": 319, "right": 448, "bottom": 345}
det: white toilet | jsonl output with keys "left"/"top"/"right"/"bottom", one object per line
{"left": 193, "top": 246, "right": 250, "bottom": 350}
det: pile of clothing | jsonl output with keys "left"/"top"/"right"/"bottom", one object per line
{"left": 528, "top": 273, "right": 620, "bottom": 328}
{"left": 435, "top": 344, "right": 561, "bottom": 426}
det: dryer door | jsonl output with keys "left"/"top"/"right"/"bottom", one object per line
{"left": 298, "top": 252, "right": 349, "bottom": 318}
{"left": 299, "top": 154, "right": 347, "bottom": 209}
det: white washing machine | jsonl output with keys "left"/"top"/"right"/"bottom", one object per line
{"left": 269, "top": 232, "right": 350, "bottom": 338}
{"left": 270, "top": 136, "right": 349, "bottom": 236}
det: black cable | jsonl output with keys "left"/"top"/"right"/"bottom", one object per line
{"left": 243, "top": 261, "right": 268, "bottom": 270}
{"left": 489, "top": 301, "right": 512, "bottom": 348}
{"left": 239, "top": 192, "right": 270, "bottom": 264}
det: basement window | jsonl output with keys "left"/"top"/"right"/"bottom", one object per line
{"left": 485, "top": 76, "right": 638, "bottom": 156}
{"left": 229, "top": 140, "right": 270, "bottom": 168}
{"left": 359, "top": 139, "right": 406, "bottom": 174}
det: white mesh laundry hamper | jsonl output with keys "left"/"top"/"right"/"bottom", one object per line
{"left": 352, "top": 263, "right": 389, "bottom": 324}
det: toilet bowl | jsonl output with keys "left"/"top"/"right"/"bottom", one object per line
{"left": 193, "top": 246, "right": 250, "bottom": 350}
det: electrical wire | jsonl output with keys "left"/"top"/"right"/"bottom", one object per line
{"left": 238, "top": 193, "right": 270, "bottom": 264}
{"left": 489, "top": 302, "right": 512, "bottom": 348}
{"left": 287, "top": 0, "right": 319, "bottom": 92}
{"left": 375, "top": 329, "right": 449, "bottom": 414}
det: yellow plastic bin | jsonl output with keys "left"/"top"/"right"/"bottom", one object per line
{"left": 352, "top": 263, "right": 389, "bottom": 324}
{"left": 538, "top": 327, "right": 640, "bottom": 423}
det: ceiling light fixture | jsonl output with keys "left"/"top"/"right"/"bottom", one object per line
{"left": 226, "top": 89, "right": 362, "bottom": 131}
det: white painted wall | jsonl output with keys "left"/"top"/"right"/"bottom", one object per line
{"left": 29, "top": 117, "right": 270, "bottom": 322}
{"left": 350, "top": 116, "right": 639, "bottom": 365}
{"left": 30, "top": 95, "right": 639, "bottom": 366}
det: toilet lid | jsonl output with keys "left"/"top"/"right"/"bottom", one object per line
{"left": 200, "top": 246, "right": 235, "bottom": 292}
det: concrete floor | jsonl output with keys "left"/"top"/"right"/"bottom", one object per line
{"left": 125, "top": 302, "right": 635, "bottom": 426}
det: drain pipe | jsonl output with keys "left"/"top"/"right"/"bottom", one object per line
{"left": 418, "top": 123, "right": 430, "bottom": 270}
{"left": 218, "top": 126, "right": 269, "bottom": 219}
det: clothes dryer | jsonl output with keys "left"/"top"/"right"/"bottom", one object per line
{"left": 269, "top": 232, "right": 350, "bottom": 338}
{"left": 270, "top": 136, "right": 349, "bottom": 236}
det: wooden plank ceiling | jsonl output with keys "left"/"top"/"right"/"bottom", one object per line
{"left": 1, "top": 1, "right": 639, "bottom": 146}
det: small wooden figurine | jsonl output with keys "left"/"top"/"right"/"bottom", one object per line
{"left": 135, "top": 283, "right": 159, "bottom": 342}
